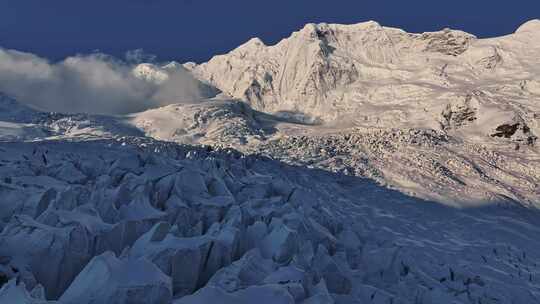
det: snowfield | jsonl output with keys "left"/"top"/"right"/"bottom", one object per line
{"left": 0, "top": 20, "right": 539, "bottom": 303}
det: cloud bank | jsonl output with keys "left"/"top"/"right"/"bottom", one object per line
{"left": 0, "top": 48, "right": 205, "bottom": 114}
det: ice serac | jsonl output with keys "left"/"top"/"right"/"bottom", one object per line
{"left": 0, "top": 138, "right": 538, "bottom": 303}
{"left": 174, "top": 285, "right": 295, "bottom": 304}
{"left": 0, "top": 280, "right": 52, "bottom": 304}
{"left": 129, "top": 222, "right": 209, "bottom": 296}
{"left": 59, "top": 252, "right": 172, "bottom": 304}
{"left": 0, "top": 214, "right": 100, "bottom": 299}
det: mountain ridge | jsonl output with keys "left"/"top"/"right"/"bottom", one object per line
{"left": 190, "top": 19, "right": 539, "bottom": 128}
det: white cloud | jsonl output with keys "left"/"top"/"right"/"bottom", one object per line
{"left": 0, "top": 48, "right": 204, "bottom": 114}
{"left": 125, "top": 49, "right": 157, "bottom": 64}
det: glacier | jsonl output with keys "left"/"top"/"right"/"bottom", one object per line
{"left": 0, "top": 20, "right": 539, "bottom": 303}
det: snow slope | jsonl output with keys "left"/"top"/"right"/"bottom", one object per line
{"left": 128, "top": 97, "right": 274, "bottom": 146}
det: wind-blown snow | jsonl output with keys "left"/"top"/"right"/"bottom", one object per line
{"left": 0, "top": 50, "right": 212, "bottom": 114}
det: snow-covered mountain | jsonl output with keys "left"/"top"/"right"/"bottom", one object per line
{"left": 133, "top": 63, "right": 172, "bottom": 84}
{"left": 0, "top": 20, "right": 540, "bottom": 304}
{"left": 130, "top": 20, "right": 540, "bottom": 207}
{"left": 132, "top": 61, "right": 220, "bottom": 99}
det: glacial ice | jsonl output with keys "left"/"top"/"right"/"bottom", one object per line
{"left": 0, "top": 19, "right": 539, "bottom": 304}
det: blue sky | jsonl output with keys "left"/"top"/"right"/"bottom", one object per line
{"left": 0, "top": 0, "right": 539, "bottom": 63}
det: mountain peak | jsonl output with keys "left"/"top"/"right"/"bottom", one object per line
{"left": 162, "top": 61, "right": 182, "bottom": 71}
{"left": 515, "top": 19, "right": 540, "bottom": 34}
{"left": 235, "top": 37, "right": 266, "bottom": 51}
{"left": 132, "top": 63, "right": 169, "bottom": 84}
{"left": 296, "top": 20, "right": 383, "bottom": 39}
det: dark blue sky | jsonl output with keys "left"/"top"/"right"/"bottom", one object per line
{"left": 1, "top": 0, "right": 538, "bottom": 63}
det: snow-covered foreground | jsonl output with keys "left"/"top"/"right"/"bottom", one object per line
{"left": 0, "top": 139, "right": 539, "bottom": 303}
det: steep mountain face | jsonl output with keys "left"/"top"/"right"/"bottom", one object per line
{"left": 190, "top": 20, "right": 540, "bottom": 142}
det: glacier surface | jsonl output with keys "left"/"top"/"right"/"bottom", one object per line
{"left": 0, "top": 20, "right": 539, "bottom": 303}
